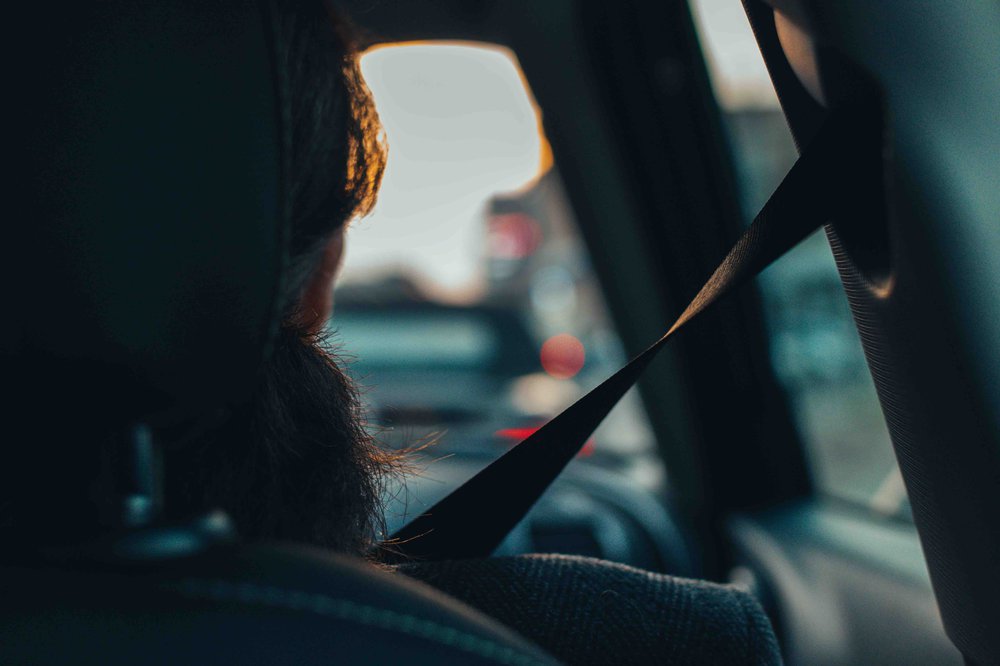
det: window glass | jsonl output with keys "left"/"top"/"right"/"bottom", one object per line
{"left": 689, "top": 0, "right": 908, "bottom": 517}
{"left": 335, "top": 44, "right": 664, "bottom": 491}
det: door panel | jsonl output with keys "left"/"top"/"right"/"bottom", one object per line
{"left": 731, "top": 503, "right": 962, "bottom": 666}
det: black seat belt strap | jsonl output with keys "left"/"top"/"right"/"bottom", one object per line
{"left": 377, "top": 105, "right": 879, "bottom": 564}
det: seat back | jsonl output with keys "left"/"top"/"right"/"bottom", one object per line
{"left": 743, "top": 2, "right": 1000, "bottom": 663}
{"left": 1, "top": 3, "right": 555, "bottom": 664}
{"left": 7, "top": 1, "right": 282, "bottom": 422}
{"left": 0, "top": 544, "right": 555, "bottom": 665}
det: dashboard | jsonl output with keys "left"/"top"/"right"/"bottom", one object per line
{"left": 383, "top": 453, "right": 695, "bottom": 576}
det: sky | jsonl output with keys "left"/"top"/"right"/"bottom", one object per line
{"left": 688, "top": 0, "right": 781, "bottom": 109}
{"left": 339, "top": 2, "right": 777, "bottom": 299}
{"left": 341, "top": 44, "right": 543, "bottom": 300}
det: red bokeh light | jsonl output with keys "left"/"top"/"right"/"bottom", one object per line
{"left": 495, "top": 427, "right": 540, "bottom": 441}
{"left": 540, "top": 333, "right": 586, "bottom": 379}
{"left": 488, "top": 213, "right": 542, "bottom": 259}
{"left": 494, "top": 425, "right": 595, "bottom": 457}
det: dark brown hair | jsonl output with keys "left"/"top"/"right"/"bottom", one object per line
{"left": 272, "top": 0, "right": 386, "bottom": 305}
{"left": 166, "top": 1, "right": 395, "bottom": 555}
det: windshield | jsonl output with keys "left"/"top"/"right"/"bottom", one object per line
{"left": 331, "top": 43, "right": 663, "bottom": 490}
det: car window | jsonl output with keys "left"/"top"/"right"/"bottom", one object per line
{"left": 689, "top": 0, "right": 909, "bottom": 518}
{"left": 334, "top": 43, "right": 664, "bottom": 491}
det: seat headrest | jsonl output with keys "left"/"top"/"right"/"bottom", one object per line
{"left": 6, "top": 1, "right": 285, "bottom": 426}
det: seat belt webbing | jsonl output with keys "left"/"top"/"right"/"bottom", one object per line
{"left": 377, "top": 105, "right": 876, "bottom": 564}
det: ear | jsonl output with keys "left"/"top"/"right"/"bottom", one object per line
{"left": 293, "top": 228, "right": 346, "bottom": 334}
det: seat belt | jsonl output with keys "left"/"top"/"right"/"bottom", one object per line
{"left": 376, "top": 104, "right": 881, "bottom": 564}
